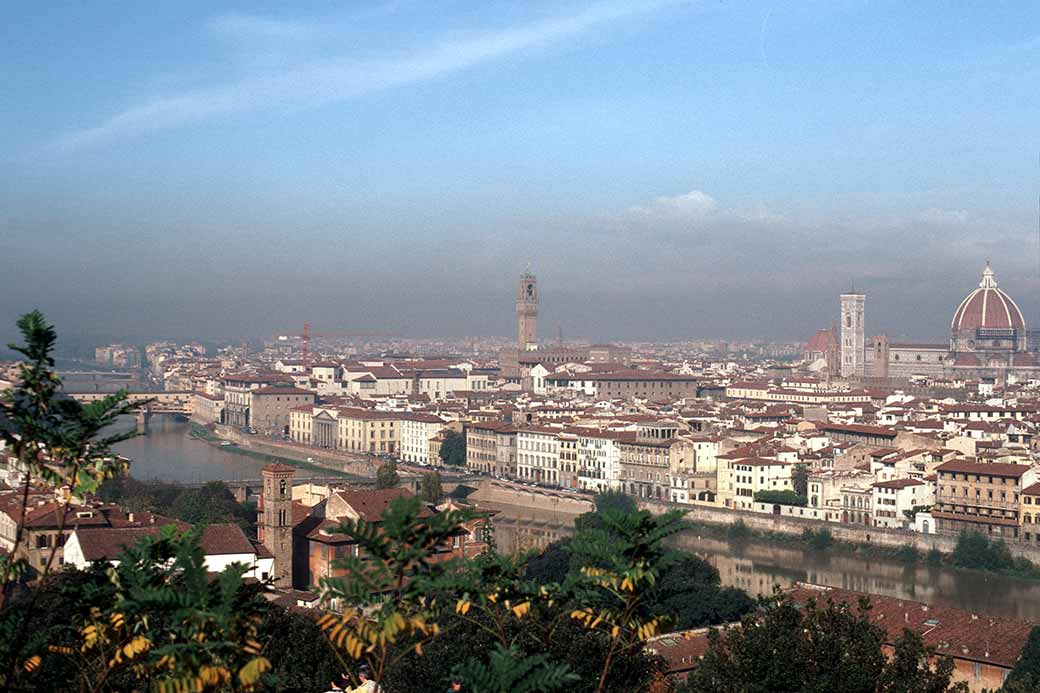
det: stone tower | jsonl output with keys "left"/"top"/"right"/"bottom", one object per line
{"left": 840, "top": 291, "right": 866, "bottom": 379}
{"left": 259, "top": 462, "right": 295, "bottom": 586}
{"left": 517, "top": 271, "right": 538, "bottom": 351}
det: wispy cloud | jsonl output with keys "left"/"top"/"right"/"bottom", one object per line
{"left": 51, "top": 0, "right": 683, "bottom": 151}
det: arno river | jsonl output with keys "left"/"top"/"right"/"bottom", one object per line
{"left": 120, "top": 417, "right": 1040, "bottom": 623}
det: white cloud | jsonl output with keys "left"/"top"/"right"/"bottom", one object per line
{"left": 628, "top": 189, "right": 719, "bottom": 219}
{"left": 207, "top": 13, "right": 317, "bottom": 41}
{"left": 919, "top": 207, "right": 968, "bottom": 225}
{"left": 51, "top": 0, "right": 684, "bottom": 151}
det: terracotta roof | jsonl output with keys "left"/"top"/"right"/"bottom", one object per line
{"left": 872, "top": 478, "right": 925, "bottom": 489}
{"left": 935, "top": 459, "right": 1030, "bottom": 478}
{"left": 788, "top": 583, "right": 1033, "bottom": 669}
{"left": 262, "top": 462, "right": 297, "bottom": 474}
{"left": 200, "top": 523, "right": 256, "bottom": 556}
{"left": 72, "top": 526, "right": 164, "bottom": 561}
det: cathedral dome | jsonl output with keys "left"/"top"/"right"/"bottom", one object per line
{"left": 951, "top": 263, "right": 1025, "bottom": 333}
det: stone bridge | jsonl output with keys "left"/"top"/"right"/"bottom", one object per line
{"left": 70, "top": 391, "right": 193, "bottom": 430}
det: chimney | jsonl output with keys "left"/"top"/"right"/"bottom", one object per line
{"left": 127, "top": 512, "right": 134, "bottom": 523}
{"left": 904, "top": 612, "right": 909, "bottom": 623}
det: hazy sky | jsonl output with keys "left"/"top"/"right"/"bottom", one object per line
{"left": 3, "top": 1, "right": 1040, "bottom": 346}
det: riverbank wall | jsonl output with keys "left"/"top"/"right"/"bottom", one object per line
{"left": 637, "top": 498, "right": 1040, "bottom": 563}
{"left": 469, "top": 480, "right": 594, "bottom": 515}
{"left": 210, "top": 425, "right": 381, "bottom": 478}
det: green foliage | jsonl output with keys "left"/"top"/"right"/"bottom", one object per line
{"left": 57, "top": 525, "right": 271, "bottom": 692}
{"left": 802, "top": 527, "right": 834, "bottom": 551}
{"left": 903, "top": 504, "right": 932, "bottom": 521}
{"left": 0, "top": 311, "right": 141, "bottom": 605}
{"left": 687, "top": 593, "right": 967, "bottom": 693}
{"left": 524, "top": 538, "right": 573, "bottom": 585}
{"left": 439, "top": 429, "right": 467, "bottom": 467}
{"left": 99, "top": 477, "right": 256, "bottom": 534}
{"left": 753, "top": 490, "right": 807, "bottom": 506}
{"left": 256, "top": 605, "right": 344, "bottom": 691}
{"left": 1004, "top": 625, "right": 1040, "bottom": 692}
{"left": 791, "top": 463, "right": 809, "bottom": 497}
{"left": 926, "top": 547, "right": 944, "bottom": 567}
{"left": 376, "top": 459, "right": 400, "bottom": 489}
{"left": 318, "top": 495, "right": 474, "bottom": 683}
{"left": 451, "top": 643, "right": 578, "bottom": 693}
{"left": 420, "top": 470, "right": 444, "bottom": 503}
{"left": 650, "top": 555, "right": 755, "bottom": 630}
{"left": 593, "top": 490, "right": 639, "bottom": 516}
{"left": 896, "top": 544, "right": 919, "bottom": 564}
{"left": 952, "top": 530, "right": 1014, "bottom": 572}
{"left": 726, "top": 520, "right": 751, "bottom": 542}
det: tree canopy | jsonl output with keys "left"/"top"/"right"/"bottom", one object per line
{"left": 439, "top": 429, "right": 467, "bottom": 467}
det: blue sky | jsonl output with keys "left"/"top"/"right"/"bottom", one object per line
{"left": 2, "top": 1, "right": 1039, "bottom": 344}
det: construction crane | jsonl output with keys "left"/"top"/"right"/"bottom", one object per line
{"left": 276, "top": 324, "right": 397, "bottom": 368}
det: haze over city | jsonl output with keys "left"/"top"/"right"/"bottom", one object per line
{"left": 3, "top": 1, "right": 1040, "bottom": 344}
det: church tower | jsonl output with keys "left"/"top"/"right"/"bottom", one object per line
{"left": 840, "top": 290, "right": 865, "bottom": 378}
{"left": 517, "top": 271, "right": 538, "bottom": 351}
{"left": 259, "top": 462, "right": 296, "bottom": 586}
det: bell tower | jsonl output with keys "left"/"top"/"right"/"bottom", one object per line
{"left": 840, "top": 289, "right": 866, "bottom": 379}
{"left": 259, "top": 462, "right": 296, "bottom": 586}
{"left": 517, "top": 271, "right": 538, "bottom": 351}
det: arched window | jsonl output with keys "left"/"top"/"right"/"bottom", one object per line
{"left": 846, "top": 316, "right": 852, "bottom": 328}
{"left": 279, "top": 479, "right": 287, "bottom": 496}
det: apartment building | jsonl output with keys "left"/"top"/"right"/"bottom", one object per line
{"left": 618, "top": 437, "right": 672, "bottom": 500}
{"left": 933, "top": 459, "right": 1036, "bottom": 539}
{"left": 872, "top": 478, "right": 933, "bottom": 529}
{"left": 399, "top": 413, "right": 447, "bottom": 464}
{"left": 516, "top": 426, "right": 561, "bottom": 485}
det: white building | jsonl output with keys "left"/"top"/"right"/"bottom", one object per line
{"left": 399, "top": 413, "right": 447, "bottom": 465}
{"left": 64, "top": 523, "right": 275, "bottom": 581}
{"left": 577, "top": 432, "right": 622, "bottom": 492}
{"left": 871, "top": 478, "right": 934, "bottom": 529}
{"left": 730, "top": 457, "right": 793, "bottom": 511}
{"left": 516, "top": 426, "right": 561, "bottom": 485}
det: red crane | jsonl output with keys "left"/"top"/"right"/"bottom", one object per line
{"left": 277, "top": 324, "right": 397, "bottom": 369}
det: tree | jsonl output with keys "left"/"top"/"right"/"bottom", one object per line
{"left": 753, "top": 489, "right": 807, "bottom": 506}
{"left": 420, "top": 471, "right": 443, "bottom": 503}
{"left": 1004, "top": 626, "right": 1040, "bottom": 692}
{"left": 376, "top": 459, "right": 400, "bottom": 489}
{"left": 650, "top": 555, "right": 755, "bottom": 630}
{"left": 0, "top": 311, "right": 139, "bottom": 604}
{"left": 792, "top": 463, "right": 809, "bottom": 497}
{"left": 952, "top": 530, "right": 1014, "bottom": 572}
{"left": 171, "top": 480, "right": 253, "bottom": 528}
{"left": 687, "top": 593, "right": 967, "bottom": 693}
{"left": 439, "top": 429, "right": 467, "bottom": 467}
{"left": 317, "top": 495, "right": 474, "bottom": 686}
{"left": 46, "top": 526, "right": 272, "bottom": 692}
{"left": 0, "top": 311, "right": 140, "bottom": 688}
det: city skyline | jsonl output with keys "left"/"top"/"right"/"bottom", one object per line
{"left": 3, "top": 2, "right": 1040, "bottom": 343}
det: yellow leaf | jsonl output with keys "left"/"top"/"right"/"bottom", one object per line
{"left": 238, "top": 656, "right": 272, "bottom": 688}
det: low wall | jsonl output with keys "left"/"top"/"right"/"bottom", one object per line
{"left": 469, "top": 480, "right": 594, "bottom": 515}
{"left": 214, "top": 426, "right": 380, "bottom": 478}
{"left": 637, "top": 499, "right": 1040, "bottom": 563}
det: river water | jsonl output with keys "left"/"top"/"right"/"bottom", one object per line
{"left": 116, "top": 419, "right": 1040, "bottom": 623}
{"left": 113, "top": 416, "right": 269, "bottom": 483}
{"left": 486, "top": 501, "right": 1040, "bottom": 624}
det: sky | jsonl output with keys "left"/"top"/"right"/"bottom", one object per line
{"left": 2, "top": 1, "right": 1040, "bottom": 347}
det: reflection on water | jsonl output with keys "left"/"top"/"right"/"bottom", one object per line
{"left": 112, "top": 416, "right": 269, "bottom": 483}
{"left": 484, "top": 501, "right": 1040, "bottom": 623}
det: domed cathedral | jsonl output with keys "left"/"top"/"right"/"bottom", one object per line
{"left": 811, "top": 262, "right": 1040, "bottom": 385}
{"left": 948, "top": 262, "right": 1033, "bottom": 371}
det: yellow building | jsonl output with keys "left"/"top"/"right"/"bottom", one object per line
{"left": 335, "top": 407, "right": 401, "bottom": 454}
